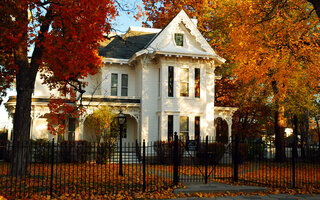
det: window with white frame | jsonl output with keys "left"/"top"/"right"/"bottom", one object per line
{"left": 168, "top": 66, "right": 174, "bottom": 97}
{"left": 180, "top": 68, "right": 189, "bottom": 97}
{"left": 68, "top": 118, "right": 76, "bottom": 141}
{"left": 180, "top": 116, "right": 189, "bottom": 141}
{"left": 121, "top": 74, "right": 128, "bottom": 96}
{"left": 195, "top": 68, "right": 200, "bottom": 98}
{"left": 168, "top": 115, "right": 173, "bottom": 141}
{"left": 111, "top": 73, "right": 118, "bottom": 96}
{"left": 195, "top": 116, "right": 200, "bottom": 141}
{"left": 175, "top": 33, "right": 184, "bottom": 46}
{"left": 158, "top": 68, "right": 161, "bottom": 97}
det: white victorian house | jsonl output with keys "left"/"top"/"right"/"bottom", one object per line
{"left": 6, "top": 10, "right": 237, "bottom": 143}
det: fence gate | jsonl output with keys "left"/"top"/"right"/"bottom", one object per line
{"left": 173, "top": 133, "right": 234, "bottom": 183}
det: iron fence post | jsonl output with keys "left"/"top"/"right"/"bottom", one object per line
{"left": 292, "top": 140, "right": 296, "bottom": 188}
{"left": 233, "top": 134, "right": 239, "bottom": 182}
{"left": 119, "top": 125, "right": 123, "bottom": 176}
{"left": 173, "top": 132, "right": 179, "bottom": 185}
{"left": 143, "top": 140, "right": 146, "bottom": 192}
{"left": 205, "top": 135, "right": 208, "bottom": 184}
{"left": 50, "top": 139, "right": 54, "bottom": 198}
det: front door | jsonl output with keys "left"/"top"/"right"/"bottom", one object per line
{"left": 121, "top": 115, "right": 137, "bottom": 144}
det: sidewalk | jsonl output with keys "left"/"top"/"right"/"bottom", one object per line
{"left": 174, "top": 182, "right": 268, "bottom": 194}
{"left": 171, "top": 182, "right": 320, "bottom": 200}
{"left": 170, "top": 195, "right": 320, "bottom": 199}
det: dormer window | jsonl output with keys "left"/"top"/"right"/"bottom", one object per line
{"left": 175, "top": 33, "right": 184, "bottom": 46}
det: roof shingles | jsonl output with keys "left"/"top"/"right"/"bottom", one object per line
{"left": 98, "top": 31, "right": 157, "bottom": 59}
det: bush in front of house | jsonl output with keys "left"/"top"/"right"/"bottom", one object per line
{"left": 247, "top": 140, "right": 266, "bottom": 160}
{"left": 153, "top": 141, "right": 185, "bottom": 165}
{"left": 59, "top": 140, "right": 91, "bottom": 163}
{"left": 96, "top": 141, "right": 116, "bottom": 164}
{"left": 0, "top": 129, "right": 8, "bottom": 161}
{"left": 232, "top": 143, "right": 248, "bottom": 163}
{"left": 196, "top": 142, "right": 226, "bottom": 165}
{"left": 0, "top": 140, "right": 10, "bottom": 162}
{"left": 31, "top": 138, "right": 55, "bottom": 163}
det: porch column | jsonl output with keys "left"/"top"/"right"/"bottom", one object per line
{"left": 226, "top": 118, "right": 232, "bottom": 142}
{"left": 213, "top": 122, "right": 217, "bottom": 140}
{"left": 30, "top": 110, "right": 42, "bottom": 140}
{"left": 8, "top": 117, "right": 13, "bottom": 141}
{"left": 77, "top": 116, "right": 85, "bottom": 140}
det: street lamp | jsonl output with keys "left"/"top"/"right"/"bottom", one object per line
{"left": 117, "top": 109, "right": 126, "bottom": 176}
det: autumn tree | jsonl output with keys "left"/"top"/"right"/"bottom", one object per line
{"left": 215, "top": 65, "right": 273, "bottom": 140}
{"left": 216, "top": 79, "right": 273, "bottom": 140}
{"left": 141, "top": 0, "right": 320, "bottom": 161}
{"left": 85, "top": 106, "right": 118, "bottom": 143}
{"left": 0, "top": 0, "right": 117, "bottom": 176}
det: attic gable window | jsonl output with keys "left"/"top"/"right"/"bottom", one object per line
{"left": 175, "top": 33, "right": 184, "bottom": 46}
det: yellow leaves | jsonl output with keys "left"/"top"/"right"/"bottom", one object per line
{"left": 273, "top": 189, "right": 281, "bottom": 194}
{"left": 85, "top": 106, "right": 118, "bottom": 141}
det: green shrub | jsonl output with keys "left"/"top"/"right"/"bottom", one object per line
{"left": 59, "top": 140, "right": 91, "bottom": 163}
{"left": 31, "top": 139, "right": 54, "bottom": 163}
{"left": 0, "top": 130, "right": 8, "bottom": 141}
{"left": 196, "top": 142, "right": 225, "bottom": 165}
{"left": 0, "top": 140, "right": 9, "bottom": 161}
{"left": 247, "top": 141, "right": 266, "bottom": 160}
{"left": 154, "top": 141, "right": 185, "bottom": 164}
{"left": 232, "top": 143, "right": 248, "bottom": 163}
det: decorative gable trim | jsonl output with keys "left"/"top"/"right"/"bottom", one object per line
{"left": 142, "top": 10, "right": 225, "bottom": 64}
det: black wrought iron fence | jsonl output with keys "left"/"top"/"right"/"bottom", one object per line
{"left": 0, "top": 134, "right": 319, "bottom": 199}
{"left": 0, "top": 140, "right": 172, "bottom": 199}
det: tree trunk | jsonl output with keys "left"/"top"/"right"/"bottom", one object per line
{"left": 305, "top": 110, "right": 310, "bottom": 160}
{"left": 272, "top": 81, "right": 286, "bottom": 162}
{"left": 300, "top": 121, "right": 306, "bottom": 159}
{"left": 274, "top": 106, "right": 286, "bottom": 162}
{"left": 11, "top": 46, "right": 36, "bottom": 177}
{"left": 10, "top": 6, "right": 52, "bottom": 177}
{"left": 292, "top": 115, "right": 298, "bottom": 158}
{"left": 11, "top": 51, "right": 40, "bottom": 176}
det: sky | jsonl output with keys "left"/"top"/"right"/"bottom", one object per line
{"left": 0, "top": 0, "right": 144, "bottom": 129}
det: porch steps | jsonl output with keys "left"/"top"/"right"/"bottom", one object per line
{"left": 220, "top": 152, "right": 232, "bottom": 164}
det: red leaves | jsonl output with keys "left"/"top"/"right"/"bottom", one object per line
{"left": 47, "top": 97, "right": 85, "bottom": 135}
{"left": 0, "top": 0, "right": 118, "bottom": 135}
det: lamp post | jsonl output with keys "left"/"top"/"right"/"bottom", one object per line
{"left": 117, "top": 110, "right": 126, "bottom": 176}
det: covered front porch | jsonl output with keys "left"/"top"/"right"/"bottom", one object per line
{"left": 81, "top": 106, "right": 140, "bottom": 144}
{"left": 5, "top": 96, "right": 141, "bottom": 143}
{"left": 214, "top": 106, "right": 238, "bottom": 143}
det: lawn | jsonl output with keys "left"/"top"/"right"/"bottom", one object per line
{"left": 0, "top": 162, "right": 171, "bottom": 199}
{"left": 0, "top": 161, "right": 319, "bottom": 199}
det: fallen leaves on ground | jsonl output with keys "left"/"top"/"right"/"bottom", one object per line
{"left": 1, "top": 162, "right": 320, "bottom": 199}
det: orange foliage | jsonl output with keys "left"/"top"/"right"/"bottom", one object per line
{"left": 141, "top": 0, "right": 320, "bottom": 108}
{"left": 141, "top": 0, "right": 320, "bottom": 148}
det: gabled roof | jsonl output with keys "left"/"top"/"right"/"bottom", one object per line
{"left": 98, "top": 27, "right": 160, "bottom": 59}
{"left": 99, "top": 10, "right": 225, "bottom": 64}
